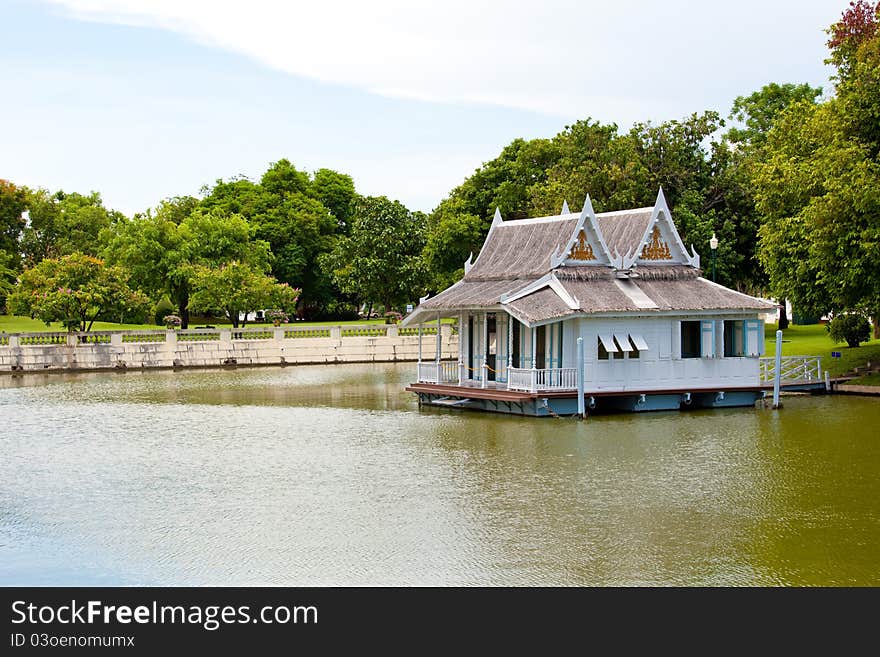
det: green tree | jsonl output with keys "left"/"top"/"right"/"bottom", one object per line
{"left": 103, "top": 202, "right": 270, "bottom": 327}
{"left": 189, "top": 261, "right": 300, "bottom": 328}
{"left": 753, "top": 2, "right": 880, "bottom": 324}
{"left": 20, "top": 190, "right": 122, "bottom": 265}
{"left": 727, "top": 82, "right": 824, "bottom": 321}
{"left": 201, "top": 161, "right": 345, "bottom": 318}
{"left": 728, "top": 83, "right": 824, "bottom": 147}
{"left": 0, "top": 251, "right": 16, "bottom": 310}
{"left": 423, "top": 211, "right": 484, "bottom": 291}
{"left": 312, "top": 168, "right": 356, "bottom": 230}
{"left": 8, "top": 253, "right": 149, "bottom": 332}
{"left": 260, "top": 158, "right": 310, "bottom": 198}
{"left": 0, "top": 179, "right": 27, "bottom": 268}
{"left": 322, "top": 196, "right": 427, "bottom": 313}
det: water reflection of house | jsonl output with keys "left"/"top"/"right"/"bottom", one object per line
{"left": 404, "top": 190, "right": 776, "bottom": 416}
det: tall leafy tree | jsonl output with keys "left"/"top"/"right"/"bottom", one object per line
{"left": 753, "top": 1, "right": 880, "bottom": 328}
{"left": 189, "top": 261, "right": 300, "bottom": 328}
{"left": 728, "top": 82, "right": 824, "bottom": 321}
{"left": 20, "top": 189, "right": 123, "bottom": 266}
{"left": 104, "top": 202, "right": 270, "bottom": 327}
{"left": 312, "top": 168, "right": 356, "bottom": 231}
{"left": 0, "top": 179, "right": 27, "bottom": 269}
{"left": 201, "top": 161, "right": 345, "bottom": 317}
{"left": 322, "top": 196, "right": 427, "bottom": 312}
{"left": 8, "top": 253, "right": 149, "bottom": 331}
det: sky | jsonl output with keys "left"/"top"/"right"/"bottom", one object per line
{"left": 1, "top": 0, "right": 841, "bottom": 216}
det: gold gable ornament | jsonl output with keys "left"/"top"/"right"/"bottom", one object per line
{"left": 641, "top": 227, "right": 671, "bottom": 260}
{"left": 569, "top": 230, "right": 595, "bottom": 261}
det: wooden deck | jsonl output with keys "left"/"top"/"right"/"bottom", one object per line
{"left": 406, "top": 381, "right": 773, "bottom": 401}
{"left": 405, "top": 383, "right": 535, "bottom": 402}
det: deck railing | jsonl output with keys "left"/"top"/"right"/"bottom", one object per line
{"left": 417, "top": 360, "right": 459, "bottom": 384}
{"left": 759, "top": 356, "right": 822, "bottom": 384}
{"left": 507, "top": 367, "right": 578, "bottom": 392}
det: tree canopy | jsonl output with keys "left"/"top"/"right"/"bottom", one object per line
{"left": 8, "top": 253, "right": 149, "bottom": 332}
{"left": 189, "top": 261, "right": 300, "bottom": 328}
{"left": 4, "top": 3, "right": 878, "bottom": 329}
{"left": 322, "top": 196, "right": 427, "bottom": 313}
{"left": 753, "top": 0, "right": 880, "bottom": 319}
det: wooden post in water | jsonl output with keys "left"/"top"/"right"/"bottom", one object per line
{"left": 576, "top": 337, "right": 585, "bottom": 418}
{"left": 773, "top": 329, "right": 783, "bottom": 409}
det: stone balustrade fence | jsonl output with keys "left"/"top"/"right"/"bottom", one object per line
{"left": 0, "top": 324, "right": 457, "bottom": 373}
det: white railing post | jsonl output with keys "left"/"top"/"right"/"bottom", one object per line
{"left": 577, "top": 338, "right": 585, "bottom": 418}
{"left": 436, "top": 315, "right": 441, "bottom": 365}
{"left": 772, "top": 330, "right": 782, "bottom": 409}
{"left": 458, "top": 313, "right": 471, "bottom": 386}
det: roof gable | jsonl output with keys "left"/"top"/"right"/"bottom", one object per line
{"left": 625, "top": 188, "right": 700, "bottom": 269}
{"left": 550, "top": 196, "right": 613, "bottom": 268}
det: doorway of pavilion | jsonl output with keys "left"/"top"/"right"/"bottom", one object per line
{"left": 486, "top": 314, "right": 496, "bottom": 381}
{"left": 535, "top": 325, "right": 546, "bottom": 369}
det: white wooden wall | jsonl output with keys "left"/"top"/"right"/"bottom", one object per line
{"left": 457, "top": 312, "right": 764, "bottom": 391}
{"left": 562, "top": 315, "right": 765, "bottom": 392}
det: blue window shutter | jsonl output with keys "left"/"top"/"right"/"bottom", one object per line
{"left": 701, "top": 320, "right": 715, "bottom": 358}
{"left": 744, "top": 319, "right": 761, "bottom": 356}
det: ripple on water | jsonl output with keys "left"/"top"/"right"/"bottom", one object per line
{"left": 1, "top": 364, "right": 879, "bottom": 585}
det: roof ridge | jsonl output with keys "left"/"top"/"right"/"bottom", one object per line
{"left": 595, "top": 207, "right": 654, "bottom": 217}
{"left": 498, "top": 214, "right": 575, "bottom": 225}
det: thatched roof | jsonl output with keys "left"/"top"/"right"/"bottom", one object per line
{"left": 465, "top": 216, "right": 578, "bottom": 281}
{"left": 634, "top": 278, "right": 776, "bottom": 312}
{"left": 505, "top": 287, "right": 573, "bottom": 324}
{"left": 418, "top": 278, "right": 531, "bottom": 310}
{"left": 595, "top": 208, "right": 653, "bottom": 257}
{"left": 553, "top": 264, "right": 700, "bottom": 281}
{"left": 402, "top": 194, "right": 775, "bottom": 327}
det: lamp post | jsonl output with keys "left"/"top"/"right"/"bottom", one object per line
{"left": 709, "top": 233, "right": 718, "bottom": 282}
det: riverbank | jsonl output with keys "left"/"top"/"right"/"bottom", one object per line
{"left": 0, "top": 324, "right": 457, "bottom": 374}
{"left": 764, "top": 322, "right": 880, "bottom": 385}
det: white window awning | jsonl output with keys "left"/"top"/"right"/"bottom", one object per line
{"left": 614, "top": 333, "right": 633, "bottom": 352}
{"left": 599, "top": 334, "right": 618, "bottom": 352}
{"left": 630, "top": 334, "right": 649, "bottom": 351}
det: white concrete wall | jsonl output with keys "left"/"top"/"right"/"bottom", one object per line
{"left": 0, "top": 327, "right": 457, "bottom": 373}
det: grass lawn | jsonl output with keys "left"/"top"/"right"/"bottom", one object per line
{"left": 0, "top": 316, "right": 159, "bottom": 333}
{"left": 764, "top": 322, "right": 880, "bottom": 379}
{"left": 0, "top": 314, "right": 452, "bottom": 333}
{"left": 849, "top": 372, "right": 880, "bottom": 386}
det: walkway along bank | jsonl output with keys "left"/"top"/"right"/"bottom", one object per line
{"left": 0, "top": 324, "right": 457, "bottom": 372}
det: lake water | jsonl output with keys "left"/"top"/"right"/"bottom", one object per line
{"left": 1, "top": 363, "right": 878, "bottom": 586}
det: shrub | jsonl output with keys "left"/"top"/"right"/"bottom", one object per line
{"left": 163, "top": 314, "right": 182, "bottom": 329}
{"left": 153, "top": 297, "right": 175, "bottom": 326}
{"left": 265, "top": 309, "right": 288, "bottom": 326}
{"left": 827, "top": 312, "right": 870, "bottom": 348}
{"left": 384, "top": 310, "right": 403, "bottom": 324}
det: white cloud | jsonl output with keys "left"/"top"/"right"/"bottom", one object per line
{"left": 44, "top": 0, "right": 837, "bottom": 123}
